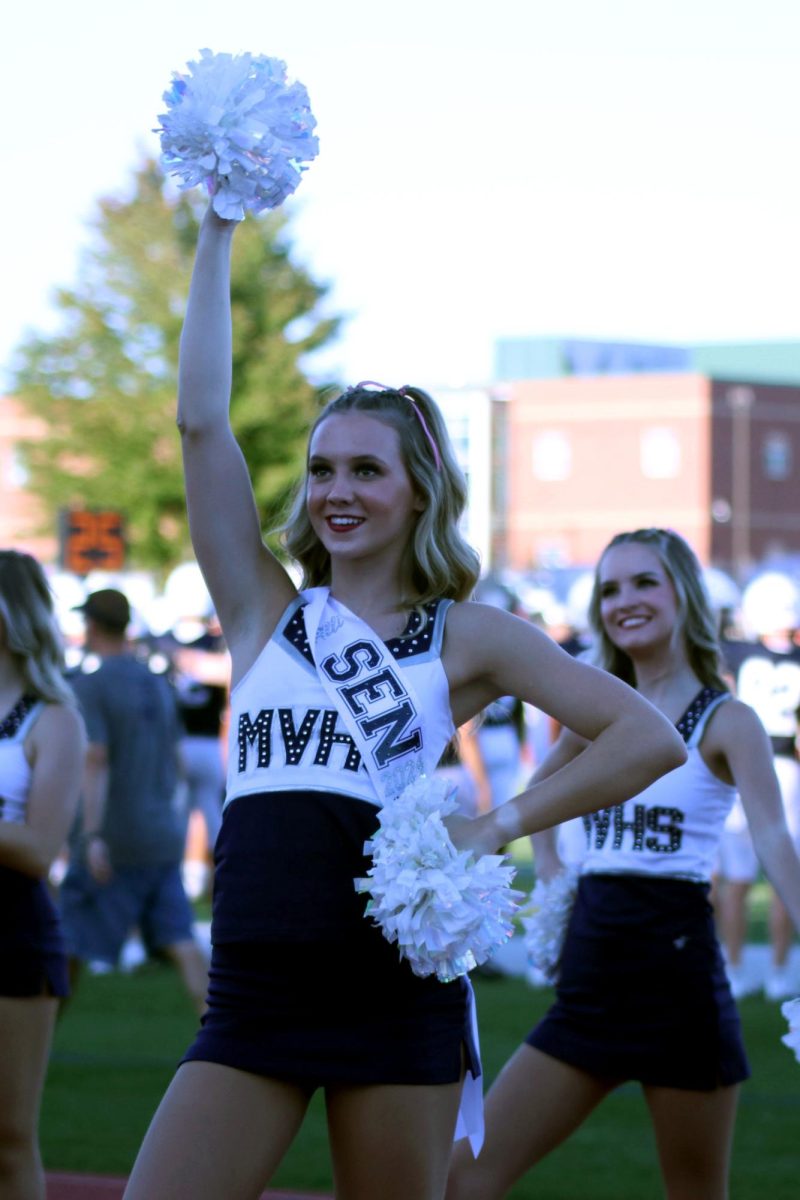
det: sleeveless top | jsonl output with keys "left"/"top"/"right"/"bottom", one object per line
{"left": 226, "top": 594, "right": 455, "bottom": 809}
{"left": 582, "top": 688, "right": 735, "bottom": 884}
{"left": 0, "top": 696, "right": 43, "bottom": 824}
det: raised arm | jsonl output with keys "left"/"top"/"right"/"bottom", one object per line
{"left": 178, "top": 206, "right": 297, "bottom": 670}
{"left": 443, "top": 604, "right": 687, "bottom": 855}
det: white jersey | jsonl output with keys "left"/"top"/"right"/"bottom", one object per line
{"left": 0, "top": 697, "right": 43, "bottom": 825}
{"left": 226, "top": 594, "right": 455, "bottom": 809}
{"left": 582, "top": 689, "right": 735, "bottom": 884}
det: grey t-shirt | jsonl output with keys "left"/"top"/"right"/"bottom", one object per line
{"left": 71, "top": 654, "right": 185, "bottom": 867}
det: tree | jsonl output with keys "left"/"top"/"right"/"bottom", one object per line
{"left": 12, "top": 160, "right": 341, "bottom": 572}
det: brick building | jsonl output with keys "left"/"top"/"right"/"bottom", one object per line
{"left": 0, "top": 394, "right": 55, "bottom": 560}
{"left": 501, "top": 369, "right": 800, "bottom": 575}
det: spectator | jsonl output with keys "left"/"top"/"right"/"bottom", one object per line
{"left": 59, "top": 589, "right": 208, "bottom": 1013}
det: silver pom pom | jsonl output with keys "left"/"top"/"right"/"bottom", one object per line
{"left": 355, "top": 775, "right": 523, "bottom": 983}
{"left": 156, "top": 49, "right": 319, "bottom": 220}
{"left": 520, "top": 867, "right": 579, "bottom": 983}
{"left": 781, "top": 997, "right": 800, "bottom": 1063}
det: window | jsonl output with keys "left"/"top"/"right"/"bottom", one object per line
{"left": 640, "top": 427, "right": 681, "bottom": 479}
{"left": 532, "top": 431, "right": 571, "bottom": 481}
{"left": 6, "top": 449, "right": 28, "bottom": 488}
{"left": 762, "top": 432, "right": 792, "bottom": 481}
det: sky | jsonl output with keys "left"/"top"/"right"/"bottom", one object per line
{"left": 2, "top": 0, "right": 800, "bottom": 390}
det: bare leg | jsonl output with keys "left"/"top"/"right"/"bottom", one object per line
{"left": 162, "top": 939, "right": 210, "bottom": 1015}
{"left": 123, "top": 1062, "right": 311, "bottom": 1200}
{"left": 446, "top": 1046, "right": 615, "bottom": 1200}
{"left": 643, "top": 1083, "right": 739, "bottom": 1200}
{"left": 719, "top": 880, "right": 751, "bottom": 967}
{"left": 0, "top": 995, "right": 59, "bottom": 1200}
{"left": 326, "top": 1079, "right": 462, "bottom": 1200}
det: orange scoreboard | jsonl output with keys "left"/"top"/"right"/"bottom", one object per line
{"left": 59, "top": 509, "right": 126, "bottom": 575}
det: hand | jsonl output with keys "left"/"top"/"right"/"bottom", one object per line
{"left": 202, "top": 203, "right": 239, "bottom": 235}
{"left": 444, "top": 811, "right": 505, "bottom": 859}
{"left": 85, "top": 835, "right": 113, "bottom": 885}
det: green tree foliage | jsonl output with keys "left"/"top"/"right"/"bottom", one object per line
{"left": 13, "top": 160, "right": 341, "bottom": 571}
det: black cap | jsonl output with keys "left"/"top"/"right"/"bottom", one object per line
{"left": 74, "top": 588, "right": 131, "bottom": 632}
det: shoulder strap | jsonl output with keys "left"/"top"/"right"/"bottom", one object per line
{"left": 681, "top": 690, "right": 730, "bottom": 749}
{"left": 0, "top": 696, "right": 43, "bottom": 743}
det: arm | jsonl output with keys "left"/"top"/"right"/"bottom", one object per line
{"left": 442, "top": 604, "right": 686, "bottom": 855}
{"left": 80, "top": 743, "right": 114, "bottom": 884}
{"left": 178, "top": 206, "right": 297, "bottom": 671}
{"left": 173, "top": 645, "right": 231, "bottom": 688}
{"left": 712, "top": 700, "right": 800, "bottom": 932}
{"left": 527, "top": 729, "right": 587, "bottom": 879}
{"left": 0, "top": 705, "right": 85, "bottom": 879}
{"left": 68, "top": 674, "right": 115, "bottom": 882}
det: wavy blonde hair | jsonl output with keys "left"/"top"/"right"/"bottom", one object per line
{"left": 281, "top": 384, "right": 480, "bottom": 604}
{"left": 587, "top": 528, "right": 728, "bottom": 691}
{"left": 0, "top": 550, "right": 75, "bottom": 706}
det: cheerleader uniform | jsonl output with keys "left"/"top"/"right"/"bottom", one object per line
{"left": 528, "top": 687, "right": 750, "bottom": 1090}
{"left": 0, "top": 695, "right": 69, "bottom": 997}
{"left": 183, "top": 595, "right": 479, "bottom": 1089}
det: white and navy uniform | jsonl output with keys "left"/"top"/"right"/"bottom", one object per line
{"left": 529, "top": 687, "right": 750, "bottom": 1090}
{"left": 0, "top": 695, "right": 69, "bottom": 997}
{"left": 183, "top": 593, "right": 479, "bottom": 1088}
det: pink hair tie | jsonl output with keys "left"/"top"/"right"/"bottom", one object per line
{"left": 349, "top": 380, "right": 442, "bottom": 472}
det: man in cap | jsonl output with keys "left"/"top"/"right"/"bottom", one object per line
{"left": 60, "top": 589, "right": 208, "bottom": 1012}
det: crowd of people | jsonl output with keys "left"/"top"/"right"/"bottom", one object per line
{"left": 2, "top": 199, "right": 800, "bottom": 1200}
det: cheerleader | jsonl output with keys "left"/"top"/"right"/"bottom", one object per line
{"left": 0, "top": 551, "right": 85, "bottom": 1199}
{"left": 447, "top": 528, "right": 800, "bottom": 1200}
{"left": 123, "top": 210, "right": 685, "bottom": 1200}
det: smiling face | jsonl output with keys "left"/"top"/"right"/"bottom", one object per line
{"left": 306, "top": 411, "right": 425, "bottom": 574}
{"left": 597, "top": 541, "right": 681, "bottom": 657}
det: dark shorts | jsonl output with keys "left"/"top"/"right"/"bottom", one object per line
{"left": 527, "top": 874, "right": 750, "bottom": 1091}
{"left": 0, "top": 866, "right": 69, "bottom": 997}
{"left": 181, "top": 790, "right": 478, "bottom": 1089}
{"left": 59, "top": 861, "right": 195, "bottom": 967}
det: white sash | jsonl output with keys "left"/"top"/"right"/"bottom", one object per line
{"left": 302, "top": 586, "right": 485, "bottom": 1156}
{"left": 302, "top": 587, "right": 429, "bottom": 802}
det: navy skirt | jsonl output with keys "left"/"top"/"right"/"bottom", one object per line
{"left": 0, "top": 865, "right": 69, "bottom": 997}
{"left": 182, "top": 790, "right": 477, "bottom": 1089}
{"left": 528, "top": 874, "right": 750, "bottom": 1091}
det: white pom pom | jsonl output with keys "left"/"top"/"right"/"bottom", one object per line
{"left": 520, "top": 867, "right": 579, "bottom": 983}
{"left": 781, "top": 997, "right": 800, "bottom": 1063}
{"left": 355, "top": 775, "right": 523, "bottom": 983}
{"left": 156, "top": 49, "right": 319, "bottom": 221}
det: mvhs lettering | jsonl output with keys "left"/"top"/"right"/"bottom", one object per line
{"left": 237, "top": 708, "right": 362, "bottom": 773}
{"left": 583, "top": 804, "right": 684, "bottom": 854}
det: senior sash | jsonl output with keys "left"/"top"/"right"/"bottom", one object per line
{"left": 302, "top": 587, "right": 430, "bottom": 801}
{"left": 302, "top": 586, "right": 485, "bottom": 1156}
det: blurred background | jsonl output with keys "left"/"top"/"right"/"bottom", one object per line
{"left": 3, "top": 0, "right": 800, "bottom": 620}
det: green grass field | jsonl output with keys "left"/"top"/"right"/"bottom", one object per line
{"left": 42, "top": 951, "right": 800, "bottom": 1200}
